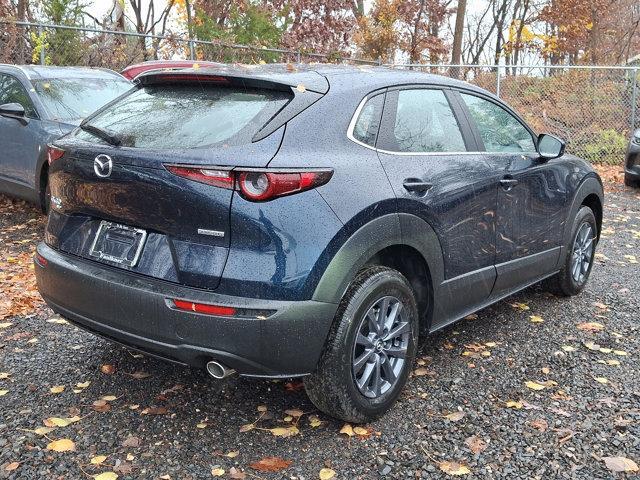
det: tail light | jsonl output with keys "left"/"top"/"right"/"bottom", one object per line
{"left": 165, "top": 165, "right": 333, "bottom": 202}
{"left": 172, "top": 299, "right": 236, "bottom": 316}
{"left": 47, "top": 145, "right": 65, "bottom": 165}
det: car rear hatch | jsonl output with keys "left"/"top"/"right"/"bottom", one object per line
{"left": 45, "top": 67, "right": 328, "bottom": 290}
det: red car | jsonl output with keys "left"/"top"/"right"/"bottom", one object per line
{"left": 121, "top": 60, "right": 224, "bottom": 80}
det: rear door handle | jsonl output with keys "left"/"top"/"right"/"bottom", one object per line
{"left": 403, "top": 178, "right": 433, "bottom": 194}
{"left": 500, "top": 177, "right": 518, "bottom": 190}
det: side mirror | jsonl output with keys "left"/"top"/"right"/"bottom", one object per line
{"left": 0, "top": 102, "right": 28, "bottom": 124}
{"left": 537, "top": 133, "right": 565, "bottom": 160}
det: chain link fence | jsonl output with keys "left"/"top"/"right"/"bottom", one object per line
{"left": 2, "top": 21, "right": 638, "bottom": 165}
{"left": 389, "top": 64, "right": 639, "bottom": 165}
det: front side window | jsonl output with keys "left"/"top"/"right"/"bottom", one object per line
{"left": 32, "top": 77, "right": 131, "bottom": 122}
{"left": 461, "top": 93, "right": 536, "bottom": 153}
{"left": 390, "top": 89, "right": 466, "bottom": 153}
{"left": 0, "top": 74, "right": 37, "bottom": 118}
{"left": 75, "top": 84, "right": 292, "bottom": 149}
{"left": 351, "top": 93, "right": 384, "bottom": 147}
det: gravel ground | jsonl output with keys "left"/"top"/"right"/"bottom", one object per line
{"left": 0, "top": 185, "right": 638, "bottom": 480}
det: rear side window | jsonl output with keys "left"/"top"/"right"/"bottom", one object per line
{"left": 461, "top": 93, "right": 536, "bottom": 153}
{"left": 75, "top": 85, "right": 291, "bottom": 149}
{"left": 389, "top": 89, "right": 466, "bottom": 153}
{"left": 351, "top": 93, "right": 384, "bottom": 147}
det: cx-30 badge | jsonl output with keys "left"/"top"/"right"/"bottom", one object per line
{"left": 94, "top": 154, "right": 113, "bottom": 178}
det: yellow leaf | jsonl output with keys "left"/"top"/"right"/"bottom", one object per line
{"left": 413, "top": 367, "right": 431, "bottom": 376}
{"left": 613, "top": 350, "right": 628, "bottom": 356}
{"left": 577, "top": 322, "right": 605, "bottom": 332}
{"left": 101, "top": 395, "right": 117, "bottom": 401}
{"left": 319, "top": 468, "right": 336, "bottom": 479}
{"left": 90, "top": 455, "right": 108, "bottom": 465}
{"left": 76, "top": 381, "right": 90, "bottom": 389}
{"left": 296, "top": 84, "right": 306, "bottom": 93}
{"left": 0, "top": 322, "right": 13, "bottom": 329}
{"left": 257, "top": 405, "right": 267, "bottom": 412}
{"left": 284, "top": 408, "right": 304, "bottom": 418}
{"left": 225, "top": 451, "right": 239, "bottom": 458}
{"left": 594, "top": 376, "right": 609, "bottom": 384}
{"left": 340, "top": 424, "right": 354, "bottom": 436}
{"left": 211, "top": 468, "right": 225, "bottom": 477}
{"left": 50, "top": 386, "right": 65, "bottom": 394}
{"left": 47, "top": 317, "right": 67, "bottom": 324}
{"left": 239, "top": 423, "right": 254, "bottom": 433}
{"left": 46, "top": 416, "right": 80, "bottom": 427}
{"left": 309, "top": 415, "right": 322, "bottom": 428}
{"left": 444, "top": 411, "right": 465, "bottom": 422}
{"left": 561, "top": 345, "right": 576, "bottom": 352}
{"left": 0, "top": 372, "right": 10, "bottom": 379}
{"left": 525, "top": 381, "right": 545, "bottom": 391}
{"left": 46, "top": 438, "right": 75, "bottom": 452}
{"left": 269, "top": 426, "right": 299, "bottom": 437}
{"left": 598, "top": 347, "right": 612, "bottom": 354}
{"left": 511, "top": 302, "right": 529, "bottom": 311}
{"left": 0, "top": 390, "right": 8, "bottom": 396}
{"left": 34, "top": 427, "right": 54, "bottom": 435}
{"left": 353, "top": 426, "right": 370, "bottom": 436}
{"left": 439, "top": 461, "right": 471, "bottom": 475}
{"left": 196, "top": 423, "right": 207, "bottom": 429}
{"left": 94, "top": 473, "right": 118, "bottom": 480}
{"left": 529, "top": 315, "right": 544, "bottom": 323}
{"left": 505, "top": 400, "right": 523, "bottom": 409}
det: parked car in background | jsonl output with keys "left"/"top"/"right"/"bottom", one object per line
{"left": 35, "top": 65, "right": 603, "bottom": 422}
{"left": 120, "top": 60, "right": 224, "bottom": 80}
{"left": 625, "top": 129, "right": 640, "bottom": 187}
{"left": 0, "top": 65, "right": 131, "bottom": 211}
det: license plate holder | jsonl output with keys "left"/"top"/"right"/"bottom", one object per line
{"left": 89, "top": 221, "right": 147, "bottom": 267}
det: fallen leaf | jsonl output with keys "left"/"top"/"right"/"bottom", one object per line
{"left": 100, "top": 364, "right": 116, "bottom": 375}
{"left": 50, "top": 385, "right": 65, "bottom": 394}
{"left": 309, "top": 415, "right": 322, "bottom": 428}
{"left": 439, "top": 461, "right": 471, "bottom": 476}
{"left": 229, "top": 467, "right": 247, "bottom": 479}
{"left": 141, "top": 407, "right": 168, "bottom": 415}
{"left": 0, "top": 322, "right": 13, "bottom": 329}
{"left": 76, "top": 381, "right": 90, "bottom": 389}
{"left": 0, "top": 390, "right": 9, "bottom": 396}
{"left": 46, "top": 438, "right": 75, "bottom": 452}
{"left": 101, "top": 395, "right": 118, "bottom": 402}
{"left": 413, "top": 367, "right": 431, "bottom": 376}
{"left": 249, "top": 456, "right": 292, "bottom": 472}
{"left": 90, "top": 455, "right": 108, "bottom": 465}
{"left": 529, "top": 418, "right": 548, "bottom": 432}
{"left": 464, "top": 435, "right": 487, "bottom": 454}
{"left": 511, "top": 302, "right": 529, "bottom": 311}
{"left": 340, "top": 424, "right": 354, "bottom": 436}
{"left": 525, "top": 381, "right": 546, "bottom": 391}
{"left": 296, "top": 84, "right": 306, "bottom": 93}
{"left": 127, "top": 371, "right": 150, "bottom": 380}
{"left": 444, "top": 411, "right": 465, "bottom": 422}
{"left": 269, "top": 426, "right": 299, "bottom": 437}
{"left": 592, "top": 302, "right": 609, "bottom": 311}
{"left": 284, "top": 408, "right": 304, "bottom": 418}
{"left": 94, "top": 472, "right": 118, "bottom": 480}
{"left": 4, "top": 462, "right": 19, "bottom": 472}
{"left": 239, "top": 424, "right": 254, "bottom": 433}
{"left": 353, "top": 426, "right": 370, "bottom": 436}
{"left": 225, "top": 451, "right": 239, "bottom": 458}
{"left": 594, "top": 376, "right": 609, "bottom": 384}
{"left": 211, "top": 467, "right": 225, "bottom": 477}
{"left": 196, "top": 422, "right": 207, "bottom": 429}
{"left": 505, "top": 400, "right": 523, "bottom": 409}
{"left": 0, "top": 372, "right": 10, "bottom": 379}
{"left": 319, "top": 468, "right": 336, "bottom": 479}
{"left": 529, "top": 315, "right": 544, "bottom": 323}
{"left": 613, "top": 350, "right": 628, "bottom": 356}
{"left": 561, "top": 345, "right": 576, "bottom": 352}
{"left": 122, "top": 436, "right": 141, "bottom": 448}
{"left": 603, "top": 456, "right": 639, "bottom": 473}
{"left": 577, "top": 322, "right": 605, "bottom": 332}
{"left": 45, "top": 416, "right": 80, "bottom": 427}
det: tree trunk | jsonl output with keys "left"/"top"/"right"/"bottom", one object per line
{"left": 450, "top": 0, "right": 467, "bottom": 78}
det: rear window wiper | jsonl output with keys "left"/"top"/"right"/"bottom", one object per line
{"left": 80, "top": 123, "right": 122, "bottom": 147}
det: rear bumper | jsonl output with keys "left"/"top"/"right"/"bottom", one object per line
{"left": 34, "top": 243, "right": 338, "bottom": 377}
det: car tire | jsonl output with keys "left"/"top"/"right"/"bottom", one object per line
{"left": 546, "top": 206, "right": 597, "bottom": 296}
{"left": 624, "top": 172, "right": 639, "bottom": 188}
{"left": 304, "top": 266, "right": 419, "bottom": 423}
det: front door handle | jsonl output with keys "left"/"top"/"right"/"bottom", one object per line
{"left": 403, "top": 178, "right": 433, "bottom": 194}
{"left": 500, "top": 176, "right": 518, "bottom": 190}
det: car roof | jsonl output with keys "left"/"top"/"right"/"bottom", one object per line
{"left": 139, "top": 63, "right": 493, "bottom": 98}
{"left": 0, "top": 64, "right": 127, "bottom": 81}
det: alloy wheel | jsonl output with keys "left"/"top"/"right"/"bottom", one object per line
{"left": 571, "top": 222, "right": 594, "bottom": 285}
{"left": 352, "top": 296, "right": 410, "bottom": 398}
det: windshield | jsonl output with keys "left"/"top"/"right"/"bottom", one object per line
{"left": 32, "top": 77, "right": 132, "bottom": 122}
{"left": 73, "top": 84, "right": 291, "bottom": 149}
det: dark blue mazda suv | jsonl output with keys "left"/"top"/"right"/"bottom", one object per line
{"left": 35, "top": 64, "right": 604, "bottom": 422}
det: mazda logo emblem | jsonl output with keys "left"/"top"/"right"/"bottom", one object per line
{"left": 94, "top": 154, "right": 113, "bottom": 178}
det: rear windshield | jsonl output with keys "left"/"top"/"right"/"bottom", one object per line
{"left": 74, "top": 85, "right": 292, "bottom": 149}
{"left": 33, "top": 77, "right": 132, "bottom": 121}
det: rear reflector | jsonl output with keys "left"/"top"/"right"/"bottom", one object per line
{"left": 34, "top": 252, "right": 48, "bottom": 267}
{"left": 47, "top": 145, "right": 65, "bottom": 165}
{"left": 172, "top": 299, "right": 236, "bottom": 316}
{"left": 165, "top": 165, "right": 333, "bottom": 202}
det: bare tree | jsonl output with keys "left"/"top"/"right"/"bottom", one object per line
{"left": 127, "top": 0, "right": 176, "bottom": 60}
{"left": 450, "top": 0, "right": 466, "bottom": 77}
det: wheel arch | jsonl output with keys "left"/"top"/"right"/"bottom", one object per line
{"left": 565, "top": 175, "right": 604, "bottom": 246}
{"left": 312, "top": 213, "right": 444, "bottom": 334}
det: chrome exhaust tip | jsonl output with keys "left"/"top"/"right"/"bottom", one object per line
{"left": 206, "top": 360, "right": 236, "bottom": 379}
